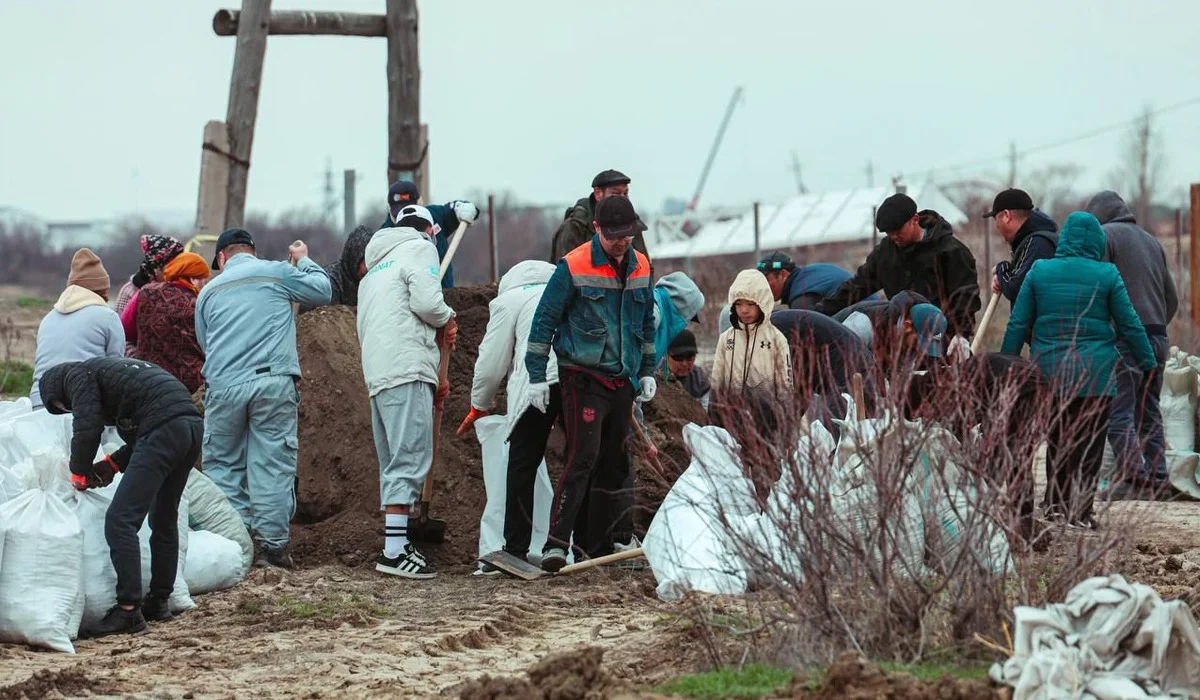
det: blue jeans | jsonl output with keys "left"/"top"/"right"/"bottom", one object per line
{"left": 1107, "top": 337, "right": 1168, "bottom": 485}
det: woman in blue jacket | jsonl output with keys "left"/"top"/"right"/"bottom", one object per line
{"left": 1001, "top": 211, "right": 1156, "bottom": 529}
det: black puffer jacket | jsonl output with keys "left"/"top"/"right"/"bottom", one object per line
{"left": 40, "top": 357, "right": 199, "bottom": 476}
{"left": 300, "top": 225, "right": 376, "bottom": 312}
{"left": 816, "top": 210, "right": 981, "bottom": 338}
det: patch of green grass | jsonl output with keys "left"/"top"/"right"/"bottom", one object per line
{"left": 877, "top": 661, "right": 990, "bottom": 681}
{"left": 0, "top": 360, "right": 33, "bottom": 397}
{"left": 656, "top": 665, "right": 793, "bottom": 699}
{"left": 280, "top": 598, "right": 338, "bottom": 619}
{"left": 236, "top": 598, "right": 263, "bottom": 615}
{"left": 15, "top": 297, "right": 52, "bottom": 310}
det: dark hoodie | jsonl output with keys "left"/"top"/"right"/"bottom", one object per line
{"left": 995, "top": 210, "right": 1058, "bottom": 306}
{"left": 300, "top": 225, "right": 375, "bottom": 313}
{"left": 1085, "top": 190, "right": 1177, "bottom": 336}
{"left": 549, "top": 195, "right": 650, "bottom": 262}
{"left": 816, "top": 210, "right": 981, "bottom": 338}
{"left": 40, "top": 357, "right": 199, "bottom": 477}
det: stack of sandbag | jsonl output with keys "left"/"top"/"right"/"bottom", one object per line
{"left": 183, "top": 468, "right": 253, "bottom": 573}
{"left": 1161, "top": 347, "right": 1200, "bottom": 498}
{"left": 990, "top": 574, "right": 1200, "bottom": 698}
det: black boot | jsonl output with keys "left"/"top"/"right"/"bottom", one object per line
{"left": 88, "top": 606, "right": 147, "bottom": 638}
{"left": 141, "top": 594, "right": 174, "bottom": 622}
{"left": 260, "top": 545, "right": 295, "bottom": 570}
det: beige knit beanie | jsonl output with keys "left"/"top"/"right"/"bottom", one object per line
{"left": 67, "top": 248, "right": 111, "bottom": 295}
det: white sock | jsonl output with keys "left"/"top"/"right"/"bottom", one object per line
{"left": 384, "top": 514, "right": 408, "bottom": 558}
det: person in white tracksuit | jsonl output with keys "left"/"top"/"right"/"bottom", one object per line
{"left": 457, "top": 261, "right": 559, "bottom": 567}
{"left": 358, "top": 205, "right": 457, "bottom": 580}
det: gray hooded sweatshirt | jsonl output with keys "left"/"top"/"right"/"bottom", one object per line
{"left": 1084, "top": 190, "right": 1177, "bottom": 336}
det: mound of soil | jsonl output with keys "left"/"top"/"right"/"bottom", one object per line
{"left": 0, "top": 667, "right": 117, "bottom": 700}
{"left": 790, "top": 653, "right": 1002, "bottom": 700}
{"left": 290, "top": 286, "right": 706, "bottom": 568}
{"left": 458, "top": 646, "right": 645, "bottom": 700}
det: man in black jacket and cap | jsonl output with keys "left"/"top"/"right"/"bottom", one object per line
{"left": 772, "top": 308, "right": 876, "bottom": 424}
{"left": 300, "top": 224, "right": 375, "bottom": 313}
{"left": 40, "top": 357, "right": 202, "bottom": 637}
{"left": 983, "top": 188, "right": 1059, "bottom": 306}
{"left": 550, "top": 169, "right": 650, "bottom": 262}
{"left": 816, "top": 193, "right": 981, "bottom": 340}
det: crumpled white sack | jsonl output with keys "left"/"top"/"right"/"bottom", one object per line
{"left": 185, "top": 530, "right": 246, "bottom": 594}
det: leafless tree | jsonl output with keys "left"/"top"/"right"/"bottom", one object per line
{"left": 1111, "top": 105, "right": 1166, "bottom": 226}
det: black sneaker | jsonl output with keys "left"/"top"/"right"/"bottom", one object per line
{"left": 87, "top": 606, "right": 147, "bottom": 638}
{"left": 475, "top": 561, "right": 503, "bottom": 577}
{"left": 260, "top": 546, "right": 295, "bottom": 570}
{"left": 1068, "top": 514, "right": 1099, "bottom": 531}
{"left": 141, "top": 595, "right": 173, "bottom": 622}
{"left": 541, "top": 547, "right": 567, "bottom": 573}
{"left": 376, "top": 544, "right": 435, "bottom": 580}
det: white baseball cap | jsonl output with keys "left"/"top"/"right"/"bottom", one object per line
{"left": 392, "top": 204, "right": 437, "bottom": 232}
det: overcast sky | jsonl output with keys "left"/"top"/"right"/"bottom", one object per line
{"left": 2, "top": 0, "right": 1198, "bottom": 224}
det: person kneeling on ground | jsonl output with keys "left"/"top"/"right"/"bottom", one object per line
{"left": 41, "top": 357, "right": 202, "bottom": 637}
{"left": 358, "top": 204, "right": 457, "bottom": 579}
{"left": 658, "top": 329, "right": 712, "bottom": 410}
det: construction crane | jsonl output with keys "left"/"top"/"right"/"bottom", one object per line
{"left": 687, "top": 86, "right": 743, "bottom": 211}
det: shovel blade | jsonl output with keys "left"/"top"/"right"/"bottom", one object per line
{"left": 409, "top": 517, "right": 446, "bottom": 544}
{"left": 478, "top": 550, "right": 546, "bottom": 580}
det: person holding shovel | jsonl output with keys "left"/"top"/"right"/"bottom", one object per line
{"left": 358, "top": 204, "right": 457, "bottom": 579}
{"left": 526, "top": 195, "right": 657, "bottom": 573}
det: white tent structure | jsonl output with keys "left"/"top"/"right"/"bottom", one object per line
{"left": 648, "top": 185, "right": 968, "bottom": 261}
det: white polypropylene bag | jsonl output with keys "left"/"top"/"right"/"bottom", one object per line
{"left": 0, "top": 485, "right": 84, "bottom": 652}
{"left": 1166, "top": 451, "right": 1200, "bottom": 500}
{"left": 139, "top": 495, "right": 195, "bottom": 614}
{"left": 1161, "top": 361, "right": 1196, "bottom": 452}
{"left": 74, "top": 486, "right": 120, "bottom": 631}
{"left": 183, "top": 469, "right": 252, "bottom": 570}
{"left": 473, "top": 415, "right": 554, "bottom": 558}
{"left": 185, "top": 530, "right": 246, "bottom": 594}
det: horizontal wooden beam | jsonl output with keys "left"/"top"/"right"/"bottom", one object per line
{"left": 213, "top": 9, "right": 386, "bottom": 37}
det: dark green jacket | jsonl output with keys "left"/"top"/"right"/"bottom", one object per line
{"left": 1001, "top": 211, "right": 1156, "bottom": 397}
{"left": 550, "top": 195, "right": 650, "bottom": 263}
{"left": 814, "top": 210, "right": 981, "bottom": 338}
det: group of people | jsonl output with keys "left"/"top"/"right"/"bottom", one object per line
{"left": 24, "top": 159, "right": 1178, "bottom": 633}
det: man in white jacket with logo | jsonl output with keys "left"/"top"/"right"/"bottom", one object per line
{"left": 457, "top": 261, "right": 559, "bottom": 570}
{"left": 357, "top": 205, "right": 457, "bottom": 579}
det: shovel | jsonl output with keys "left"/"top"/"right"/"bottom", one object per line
{"left": 409, "top": 220, "right": 470, "bottom": 543}
{"left": 971, "top": 293, "right": 1001, "bottom": 355}
{"left": 477, "top": 547, "right": 645, "bottom": 581}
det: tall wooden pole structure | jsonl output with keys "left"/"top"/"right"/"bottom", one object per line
{"left": 386, "top": 0, "right": 425, "bottom": 195}
{"left": 223, "top": 0, "right": 272, "bottom": 229}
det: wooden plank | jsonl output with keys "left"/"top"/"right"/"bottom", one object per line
{"left": 1191, "top": 184, "right": 1200, "bottom": 326}
{"left": 195, "top": 120, "right": 231, "bottom": 240}
{"left": 223, "top": 0, "right": 272, "bottom": 229}
{"left": 213, "top": 9, "right": 386, "bottom": 37}
{"left": 386, "top": 0, "right": 422, "bottom": 188}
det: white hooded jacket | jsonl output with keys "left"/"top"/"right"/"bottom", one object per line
{"left": 712, "top": 269, "right": 792, "bottom": 393}
{"left": 470, "top": 260, "right": 560, "bottom": 438}
{"left": 357, "top": 226, "right": 455, "bottom": 397}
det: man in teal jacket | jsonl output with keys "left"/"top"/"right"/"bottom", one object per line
{"left": 1001, "top": 212, "right": 1156, "bottom": 529}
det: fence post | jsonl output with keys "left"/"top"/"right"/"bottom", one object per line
{"left": 753, "top": 201, "right": 761, "bottom": 262}
{"left": 343, "top": 169, "right": 356, "bottom": 232}
{"left": 871, "top": 206, "right": 878, "bottom": 248}
{"left": 1190, "top": 185, "right": 1200, "bottom": 326}
{"left": 488, "top": 193, "right": 498, "bottom": 283}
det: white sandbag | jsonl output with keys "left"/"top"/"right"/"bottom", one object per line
{"left": 73, "top": 485, "right": 120, "bottom": 631}
{"left": 0, "top": 463, "right": 21, "bottom": 506}
{"left": 185, "top": 530, "right": 246, "bottom": 594}
{"left": 1161, "top": 363, "right": 1196, "bottom": 452}
{"left": 0, "top": 482, "right": 84, "bottom": 652}
{"left": 183, "top": 469, "right": 252, "bottom": 571}
{"left": 473, "top": 415, "right": 554, "bottom": 558}
{"left": 1166, "top": 451, "right": 1200, "bottom": 500}
{"left": 139, "top": 494, "right": 194, "bottom": 614}
{"left": 0, "top": 397, "right": 31, "bottom": 422}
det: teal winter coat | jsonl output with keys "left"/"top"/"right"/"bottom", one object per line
{"left": 1000, "top": 211, "right": 1156, "bottom": 397}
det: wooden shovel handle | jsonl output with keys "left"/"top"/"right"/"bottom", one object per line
{"left": 558, "top": 547, "right": 644, "bottom": 575}
{"left": 971, "top": 294, "right": 1001, "bottom": 355}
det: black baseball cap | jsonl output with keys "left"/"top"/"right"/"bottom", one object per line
{"left": 668, "top": 328, "right": 698, "bottom": 357}
{"left": 756, "top": 252, "right": 796, "bottom": 272}
{"left": 212, "top": 227, "right": 255, "bottom": 269}
{"left": 982, "top": 188, "right": 1034, "bottom": 218}
{"left": 875, "top": 193, "right": 918, "bottom": 233}
{"left": 594, "top": 195, "right": 646, "bottom": 239}
{"left": 592, "top": 169, "right": 631, "bottom": 189}
{"left": 388, "top": 180, "right": 421, "bottom": 219}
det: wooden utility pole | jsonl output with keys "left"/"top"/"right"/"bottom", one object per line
{"left": 1006, "top": 141, "right": 1017, "bottom": 188}
{"left": 487, "top": 193, "right": 498, "bottom": 283}
{"left": 343, "top": 169, "right": 357, "bottom": 232}
{"left": 195, "top": 121, "right": 232, "bottom": 239}
{"left": 222, "top": 0, "right": 272, "bottom": 228}
{"left": 214, "top": 9, "right": 386, "bottom": 36}
{"left": 1190, "top": 184, "right": 1200, "bottom": 326}
{"left": 386, "top": 0, "right": 425, "bottom": 194}
{"left": 753, "top": 201, "right": 761, "bottom": 261}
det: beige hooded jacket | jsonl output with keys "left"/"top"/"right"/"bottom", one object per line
{"left": 712, "top": 270, "right": 793, "bottom": 393}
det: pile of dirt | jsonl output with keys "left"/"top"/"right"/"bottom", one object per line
{"left": 789, "top": 653, "right": 1002, "bottom": 700}
{"left": 290, "top": 285, "right": 706, "bottom": 568}
{"left": 0, "top": 667, "right": 116, "bottom": 700}
{"left": 458, "top": 646, "right": 646, "bottom": 700}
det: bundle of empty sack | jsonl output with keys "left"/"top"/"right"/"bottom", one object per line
{"left": 0, "top": 399, "right": 250, "bottom": 653}
{"left": 643, "top": 396, "right": 1012, "bottom": 602}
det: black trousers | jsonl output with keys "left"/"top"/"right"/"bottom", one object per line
{"left": 546, "top": 369, "right": 635, "bottom": 557}
{"left": 503, "top": 385, "right": 562, "bottom": 557}
{"left": 1045, "top": 396, "right": 1112, "bottom": 521}
{"left": 106, "top": 416, "right": 203, "bottom": 605}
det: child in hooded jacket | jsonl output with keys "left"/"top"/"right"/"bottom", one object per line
{"left": 712, "top": 270, "right": 793, "bottom": 394}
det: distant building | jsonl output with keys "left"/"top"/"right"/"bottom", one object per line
{"left": 44, "top": 220, "right": 117, "bottom": 252}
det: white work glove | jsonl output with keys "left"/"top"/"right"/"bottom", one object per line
{"left": 528, "top": 382, "right": 551, "bottom": 413}
{"left": 636, "top": 377, "right": 657, "bottom": 403}
{"left": 947, "top": 335, "right": 972, "bottom": 364}
{"left": 451, "top": 200, "right": 479, "bottom": 224}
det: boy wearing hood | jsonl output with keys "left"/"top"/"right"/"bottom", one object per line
{"left": 816, "top": 193, "right": 981, "bottom": 340}
{"left": 983, "top": 189, "right": 1059, "bottom": 306}
{"left": 713, "top": 270, "right": 793, "bottom": 394}
{"left": 1002, "top": 212, "right": 1157, "bottom": 529}
{"left": 30, "top": 249, "right": 125, "bottom": 409}
{"left": 40, "top": 357, "right": 201, "bottom": 636}
{"left": 458, "top": 261, "right": 559, "bottom": 569}
{"left": 358, "top": 205, "right": 457, "bottom": 579}
{"left": 1085, "top": 190, "right": 1178, "bottom": 496}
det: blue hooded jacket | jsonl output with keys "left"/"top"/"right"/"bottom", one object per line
{"left": 651, "top": 272, "right": 705, "bottom": 370}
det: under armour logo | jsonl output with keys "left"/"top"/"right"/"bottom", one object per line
{"left": 760, "top": 340, "right": 772, "bottom": 349}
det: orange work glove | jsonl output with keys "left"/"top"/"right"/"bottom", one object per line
{"left": 456, "top": 407, "right": 490, "bottom": 436}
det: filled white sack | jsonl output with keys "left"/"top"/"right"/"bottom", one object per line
{"left": 183, "top": 468, "right": 253, "bottom": 571}
{"left": 185, "top": 530, "right": 246, "bottom": 594}
{"left": 473, "top": 415, "right": 554, "bottom": 558}
{"left": 138, "top": 492, "right": 194, "bottom": 614}
{"left": 74, "top": 485, "right": 120, "bottom": 632}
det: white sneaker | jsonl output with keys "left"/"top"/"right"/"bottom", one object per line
{"left": 613, "top": 535, "right": 642, "bottom": 553}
